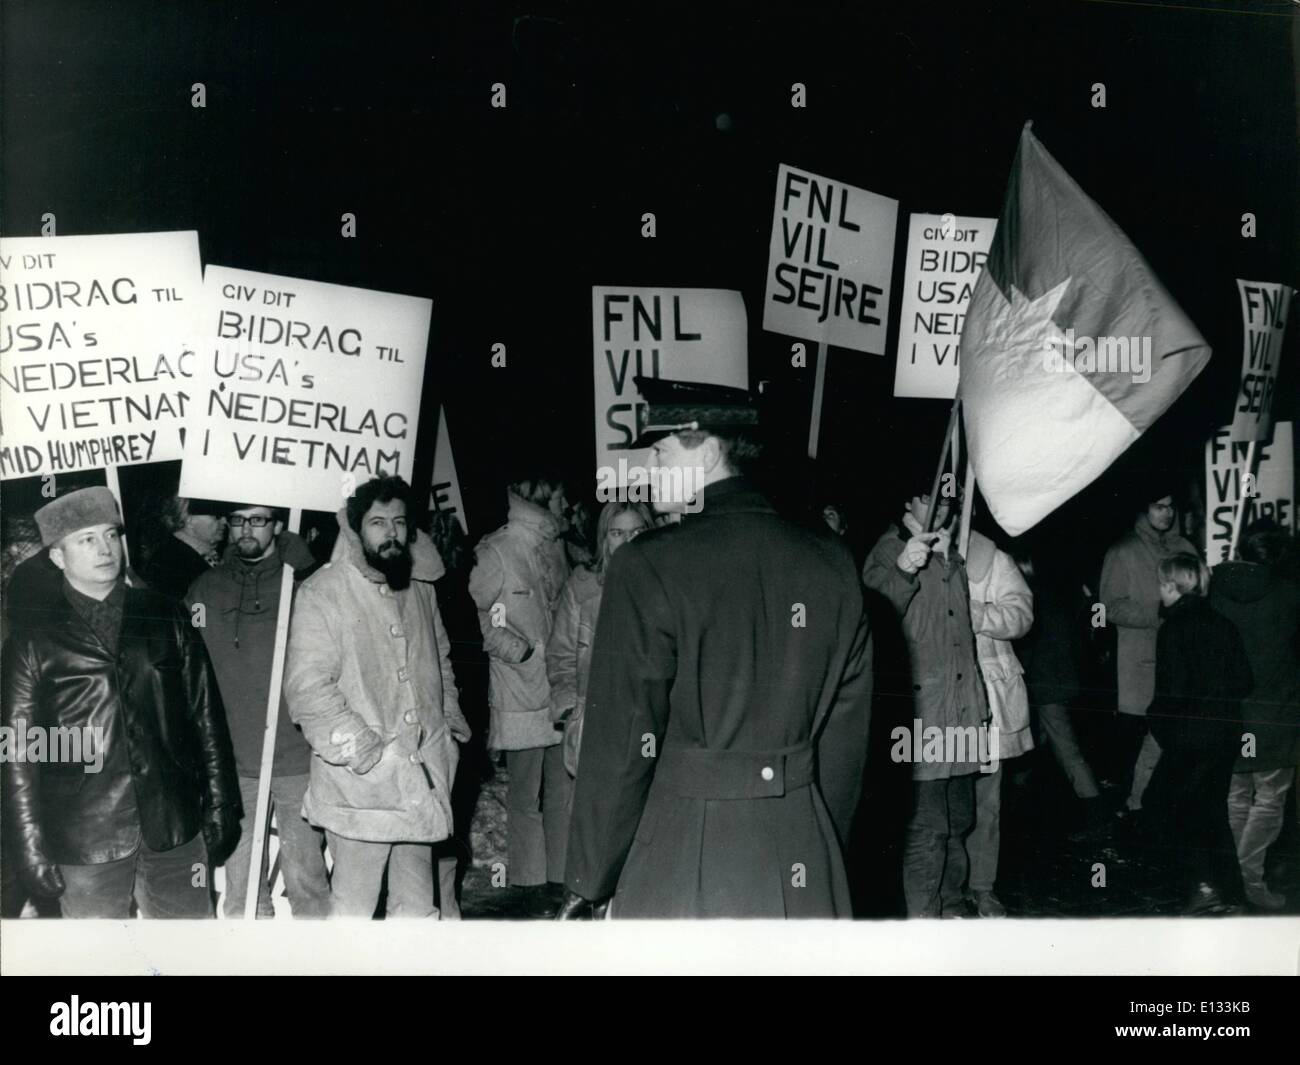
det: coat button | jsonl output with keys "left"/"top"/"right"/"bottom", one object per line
{"left": 957, "top": 673, "right": 963, "bottom": 680}
{"left": 397, "top": 667, "right": 409, "bottom": 682}
{"left": 760, "top": 766, "right": 775, "bottom": 781}
{"left": 390, "top": 624, "right": 403, "bottom": 637}
{"left": 404, "top": 711, "right": 416, "bottom": 725}
{"left": 409, "top": 753, "right": 419, "bottom": 763}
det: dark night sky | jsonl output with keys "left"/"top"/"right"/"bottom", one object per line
{"left": 3, "top": 0, "right": 1297, "bottom": 566}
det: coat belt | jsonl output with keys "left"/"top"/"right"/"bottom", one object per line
{"left": 654, "top": 742, "right": 815, "bottom": 800}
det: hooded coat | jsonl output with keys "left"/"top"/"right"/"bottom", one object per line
{"left": 966, "top": 531, "right": 1035, "bottom": 760}
{"left": 863, "top": 523, "right": 989, "bottom": 779}
{"left": 285, "top": 511, "right": 469, "bottom": 843}
{"left": 185, "top": 531, "right": 318, "bottom": 779}
{"left": 1209, "top": 561, "right": 1300, "bottom": 771}
{"left": 545, "top": 564, "right": 603, "bottom": 776}
{"left": 1100, "top": 517, "right": 1197, "bottom": 715}
{"left": 467, "top": 492, "right": 570, "bottom": 751}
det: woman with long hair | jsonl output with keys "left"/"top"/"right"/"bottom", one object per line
{"left": 546, "top": 500, "right": 653, "bottom": 778}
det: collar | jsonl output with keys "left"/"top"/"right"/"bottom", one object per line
{"left": 1163, "top": 593, "right": 1204, "bottom": 618}
{"left": 681, "top": 475, "right": 774, "bottom": 519}
{"left": 221, "top": 529, "right": 317, "bottom": 572}
{"left": 62, "top": 577, "right": 126, "bottom": 613}
{"left": 1134, "top": 516, "right": 1178, "bottom": 549}
{"left": 174, "top": 528, "right": 217, "bottom": 562}
{"left": 506, "top": 492, "right": 563, "bottom": 540}
{"left": 330, "top": 507, "right": 445, "bottom": 585}
{"left": 227, "top": 548, "right": 285, "bottom": 579}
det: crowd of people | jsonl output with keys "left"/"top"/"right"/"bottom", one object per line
{"left": 1, "top": 379, "right": 1297, "bottom": 921}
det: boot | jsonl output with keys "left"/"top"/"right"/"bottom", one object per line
{"left": 1184, "top": 882, "right": 1242, "bottom": 916}
{"left": 970, "top": 889, "right": 1008, "bottom": 917}
{"left": 1243, "top": 882, "right": 1287, "bottom": 911}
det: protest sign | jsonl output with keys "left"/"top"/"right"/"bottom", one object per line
{"left": 893, "top": 214, "right": 997, "bottom": 398}
{"left": 762, "top": 163, "right": 898, "bottom": 354}
{"left": 179, "top": 267, "right": 430, "bottom": 511}
{"left": 1229, "top": 279, "right": 1293, "bottom": 443}
{"left": 1205, "top": 421, "right": 1294, "bottom": 565}
{"left": 431, "top": 405, "right": 468, "bottom": 534}
{"left": 592, "top": 286, "right": 747, "bottom": 486}
{"left": 0, "top": 231, "right": 202, "bottom": 479}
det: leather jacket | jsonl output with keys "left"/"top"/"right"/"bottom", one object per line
{"left": 1, "top": 586, "right": 241, "bottom": 866}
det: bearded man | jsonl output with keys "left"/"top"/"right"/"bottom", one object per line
{"left": 286, "top": 476, "right": 470, "bottom": 917}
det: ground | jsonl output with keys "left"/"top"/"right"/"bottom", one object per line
{"left": 458, "top": 753, "right": 1300, "bottom": 919}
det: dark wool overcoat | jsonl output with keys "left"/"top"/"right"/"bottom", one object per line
{"left": 564, "top": 477, "right": 872, "bottom": 918}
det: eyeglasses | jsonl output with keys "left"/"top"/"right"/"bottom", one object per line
{"left": 228, "top": 515, "right": 272, "bottom": 528}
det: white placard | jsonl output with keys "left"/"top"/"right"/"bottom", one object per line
{"left": 893, "top": 214, "right": 996, "bottom": 398}
{"left": 1229, "top": 279, "right": 1292, "bottom": 443}
{"left": 1205, "top": 421, "right": 1294, "bottom": 565}
{"left": 0, "top": 231, "right": 202, "bottom": 478}
{"left": 592, "top": 287, "right": 747, "bottom": 486}
{"left": 762, "top": 163, "right": 898, "bottom": 354}
{"left": 180, "top": 267, "right": 430, "bottom": 510}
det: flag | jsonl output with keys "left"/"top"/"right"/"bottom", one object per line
{"left": 959, "top": 125, "right": 1211, "bottom": 536}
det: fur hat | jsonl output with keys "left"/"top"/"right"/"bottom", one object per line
{"left": 34, "top": 486, "right": 122, "bottom": 547}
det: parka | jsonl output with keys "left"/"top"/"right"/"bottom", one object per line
{"left": 185, "top": 531, "right": 318, "bottom": 779}
{"left": 966, "top": 531, "right": 1035, "bottom": 760}
{"left": 285, "top": 511, "right": 469, "bottom": 843}
{"left": 467, "top": 491, "right": 570, "bottom": 751}
{"left": 863, "top": 523, "right": 989, "bottom": 780}
{"left": 545, "top": 564, "right": 603, "bottom": 776}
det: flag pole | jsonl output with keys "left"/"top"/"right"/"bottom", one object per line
{"left": 958, "top": 453, "right": 976, "bottom": 560}
{"left": 1226, "top": 441, "right": 1258, "bottom": 562}
{"left": 807, "top": 342, "right": 827, "bottom": 459}
{"left": 243, "top": 506, "right": 301, "bottom": 919}
{"left": 924, "top": 399, "right": 961, "bottom": 531}
{"left": 950, "top": 406, "right": 961, "bottom": 484}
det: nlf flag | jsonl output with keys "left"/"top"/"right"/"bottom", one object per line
{"left": 959, "top": 126, "right": 1210, "bottom": 536}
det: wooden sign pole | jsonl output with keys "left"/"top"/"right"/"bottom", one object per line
{"left": 243, "top": 506, "right": 302, "bottom": 919}
{"left": 807, "top": 342, "right": 827, "bottom": 460}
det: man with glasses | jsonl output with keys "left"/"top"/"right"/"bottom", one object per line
{"left": 185, "top": 504, "right": 328, "bottom": 916}
{"left": 1100, "top": 490, "right": 1197, "bottom": 819}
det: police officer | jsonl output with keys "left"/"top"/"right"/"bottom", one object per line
{"left": 559, "top": 377, "right": 872, "bottom": 918}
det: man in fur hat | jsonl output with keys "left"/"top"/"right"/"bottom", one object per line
{"left": 1, "top": 487, "right": 241, "bottom": 917}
